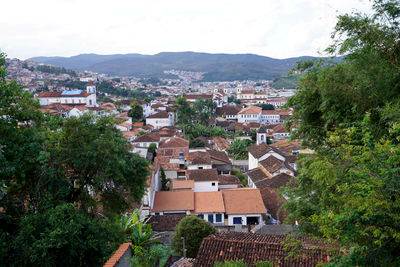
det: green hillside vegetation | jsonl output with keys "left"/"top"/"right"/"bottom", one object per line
{"left": 36, "top": 64, "right": 77, "bottom": 77}
{"left": 30, "top": 52, "right": 318, "bottom": 81}
{"left": 271, "top": 75, "right": 299, "bottom": 89}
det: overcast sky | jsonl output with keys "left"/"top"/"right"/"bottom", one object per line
{"left": 1, "top": 0, "right": 373, "bottom": 60}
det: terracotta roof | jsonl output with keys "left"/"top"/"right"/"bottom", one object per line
{"left": 247, "top": 168, "right": 269, "bottom": 183}
{"left": 103, "top": 242, "right": 131, "bottom": 267}
{"left": 247, "top": 143, "right": 271, "bottom": 159}
{"left": 255, "top": 172, "right": 294, "bottom": 190}
{"left": 240, "top": 89, "right": 255, "bottom": 94}
{"left": 146, "top": 111, "right": 170, "bottom": 119}
{"left": 134, "top": 132, "right": 160, "bottom": 143}
{"left": 259, "top": 155, "right": 284, "bottom": 174}
{"left": 174, "top": 258, "right": 196, "bottom": 267}
{"left": 152, "top": 190, "right": 194, "bottom": 212}
{"left": 215, "top": 106, "right": 241, "bottom": 116}
{"left": 238, "top": 106, "right": 262, "bottom": 115}
{"left": 213, "top": 137, "right": 230, "bottom": 151}
{"left": 187, "top": 169, "right": 218, "bottom": 182}
{"left": 188, "top": 151, "right": 212, "bottom": 165}
{"left": 159, "top": 136, "right": 189, "bottom": 149}
{"left": 260, "top": 187, "right": 289, "bottom": 221}
{"left": 272, "top": 123, "right": 288, "bottom": 133}
{"left": 207, "top": 150, "right": 231, "bottom": 164}
{"left": 217, "top": 175, "right": 241, "bottom": 185}
{"left": 183, "top": 94, "right": 213, "bottom": 100}
{"left": 222, "top": 188, "right": 266, "bottom": 215}
{"left": 147, "top": 214, "right": 185, "bottom": 231}
{"left": 270, "top": 140, "right": 301, "bottom": 154}
{"left": 194, "top": 232, "right": 335, "bottom": 267}
{"left": 172, "top": 180, "right": 195, "bottom": 190}
{"left": 193, "top": 192, "right": 225, "bottom": 213}
{"left": 38, "top": 91, "right": 93, "bottom": 98}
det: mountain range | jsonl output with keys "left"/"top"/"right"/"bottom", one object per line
{"left": 29, "top": 52, "right": 316, "bottom": 82}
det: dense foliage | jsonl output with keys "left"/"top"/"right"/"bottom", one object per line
{"left": 0, "top": 52, "right": 149, "bottom": 266}
{"left": 271, "top": 75, "right": 299, "bottom": 89}
{"left": 36, "top": 64, "right": 77, "bottom": 77}
{"left": 227, "top": 139, "right": 252, "bottom": 160}
{"left": 171, "top": 216, "right": 216, "bottom": 258}
{"left": 283, "top": 1, "right": 400, "bottom": 265}
{"left": 128, "top": 101, "right": 144, "bottom": 122}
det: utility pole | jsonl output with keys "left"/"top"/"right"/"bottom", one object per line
{"left": 181, "top": 236, "right": 187, "bottom": 258}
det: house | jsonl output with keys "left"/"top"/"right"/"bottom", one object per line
{"left": 186, "top": 151, "right": 212, "bottom": 170}
{"left": 37, "top": 84, "right": 97, "bottom": 107}
{"left": 221, "top": 188, "right": 265, "bottom": 225}
{"left": 247, "top": 143, "right": 286, "bottom": 170}
{"left": 187, "top": 169, "right": 219, "bottom": 192}
{"left": 207, "top": 150, "right": 231, "bottom": 175}
{"left": 215, "top": 105, "right": 241, "bottom": 120}
{"left": 271, "top": 124, "right": 290, "bottom": 139}
{"left": 150, "top": 188, "right": 266, "bottom": 226}
{"left": 237, "top": 106, "right": 262, "bottom": 123}
{"left": 237, "top": 89, "right": 255, "bottom": 100}
{"left": 217, "top": 175, "right": 241, "bottom": 190}
{"left": 194, "top": 232, "right": 336, "bottom": 267}
{"left": 133, "top": 132, "right": 160, "bottom": 148}
{"left": 151, "top": 190, "right": 194, "bottom": 215}
{"left": 192, "top": 191, "right": 225, "bottom": 225}
{"left": 145, "top": 112, "right": 174, "bottom": 130}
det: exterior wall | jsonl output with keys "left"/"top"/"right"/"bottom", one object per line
{"left": 261, "top": 114, "right": 281, "bottom": 124}
{"left": 133, "top": 141, "right": 159, "bottom": 148}
{"left": 194, "top": 213, "right": 225, "bottom": 225}
{"left": 187, "top": 164, "right": 212, "bottom": 170}
{"left": 256, "top": 133, "right": 268, "bottom": 145}
{"left": 165, "top": 170, "right": 177, "bottom": 180}
{"left": 237, "top": 113, "right": 261, "bottom": 123}
{"left": 227, "top": 214, "right": 263, "bottom": 226}
{"left": 218, "top": 184, "right": 239, "bottom": 190}
{"left": 146, "top": 117, "right": 173, "bottom": 129}
{"left": 272, "top": 132, "right": 290, "bottom": 139}
{"left": 193, "top": 181, "right": 218, "bottom": 192}
{"left": 248, "top": 153, "right": 259, "bottom": 170}
{"left": 132, "top": 147, "right": 148, "bottom": 158}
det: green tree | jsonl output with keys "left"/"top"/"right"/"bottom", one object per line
{"left": 12, "top": 204, "right": 124, "bottom": 267}
{"left": 256, "top": 104, "right": 275, "bottom": 110}
{"left": 148, "top": 143, "right": 157, "bottom": 155}
{"left": 282, "top": 1, "right": 400, "bottom": 265}
{"left": 160, "top": 168, "right": 168, "bottom": 191}
{"left": 227, "top": 139, "right": 252, "bottom": 160}
{"left": 128, "top": 101, "right": 143, "bottom": 122}
{"left": 174, "top": 97, "right": 194, "bottom": 125}
{"left": 193, "top": 98, "right": 216, "bottom": 126}
{"left": 210, "top": 126, "right": 226, "bottom": 137}
{"left": 189, "top": 138, "right": 206, "bottom": 148}
{"left": 171, "top": 216, "right": 216, "bottom": 258}
{"left": 49, "top": 114, "right": 149, "bottom": 215}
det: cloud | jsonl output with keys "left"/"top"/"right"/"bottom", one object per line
{"left": 0, "top": 0, "right": 373, "bottom": 59}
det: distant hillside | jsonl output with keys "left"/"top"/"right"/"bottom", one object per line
{"left": 29, "top": 52, "right": 317, "bottom": 82}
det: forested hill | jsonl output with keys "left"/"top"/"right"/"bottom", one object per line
{"left": 29, "top": 52, "right": 315, "bottom": 81}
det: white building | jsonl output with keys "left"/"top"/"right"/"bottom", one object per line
{"left": 237, "top": 106, "right": 262, "bottom": 123}
{"left": 145, "top": 112, "right": 174, "bottom": 130}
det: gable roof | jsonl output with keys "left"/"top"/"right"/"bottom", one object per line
{"left": 255, "top": 172, "right": 294, "bottom": 190}
{"left": 147, "top": 214, "right": 185, "bottom": 231}
{"left": 172, "top": 180, "right": 194, "bottom": 190}
{"left": 259, "top": 155, "right": 284, "bottom": 174}
{"left": 159, "top": 136, "right": 189, "bottom": 149}
{"left": 152, "top": 190, "right": 194, "bottom": 212}
{"left": 188, "top": 151, "right": 212, "bottom": 165}
{"left": 247, "top": 168, "right": 269, "bottom": 183}
{"left": 146, "top": 111, "right": 170, "bottom": 119}
{"left": 194, "top": 232, "right": 335, "bottom": 267}
{"left": 238, "top": 105, "right": 262, "bottom": 115}
{"left": 260, "top": 187, "right": 289, "bottom": 222}
{"left": 222, "top": 188, "right": 265, "bottom": 215}
{"left": 247, "top": 143, "right": 271, "bottom": 159}
{"left": 187, "top": 169, "right": 218, "bottom": 182}
{"left": 134, "top": 132, "right": 160, "bottom": 143}
{"left": 216, "top": 106, "right": 241, "bottom": 116}
{"left": 193, "top": 191, "right": 225, "bottom": 214}
{"left": 217, "top": 175, "right": 241, "bottom": 185}
{"left": 207, "top": 150, "right": 231, "bottom": 164}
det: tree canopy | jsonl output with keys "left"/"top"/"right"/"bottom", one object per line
{"left": 283, "top": 1, "right": 400, "bottom": 265}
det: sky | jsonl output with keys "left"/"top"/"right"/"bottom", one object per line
{"left": 1, "top": 0, "right": 373, "bottom": 60}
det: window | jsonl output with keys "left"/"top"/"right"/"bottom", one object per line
{"left": 216, "top": 214, "right": 222, "bottom": 222}
{"left": 208, "top": 214, "right": 213, "bottom": 223}
{"left": 197, "top": 214, "right": 204, "bottom": 219}
{"left": 212, "top": 182, "right": 216, "bottom": 186}
{"left": 233, "top": 217, "right": 242, "bottom": 224}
